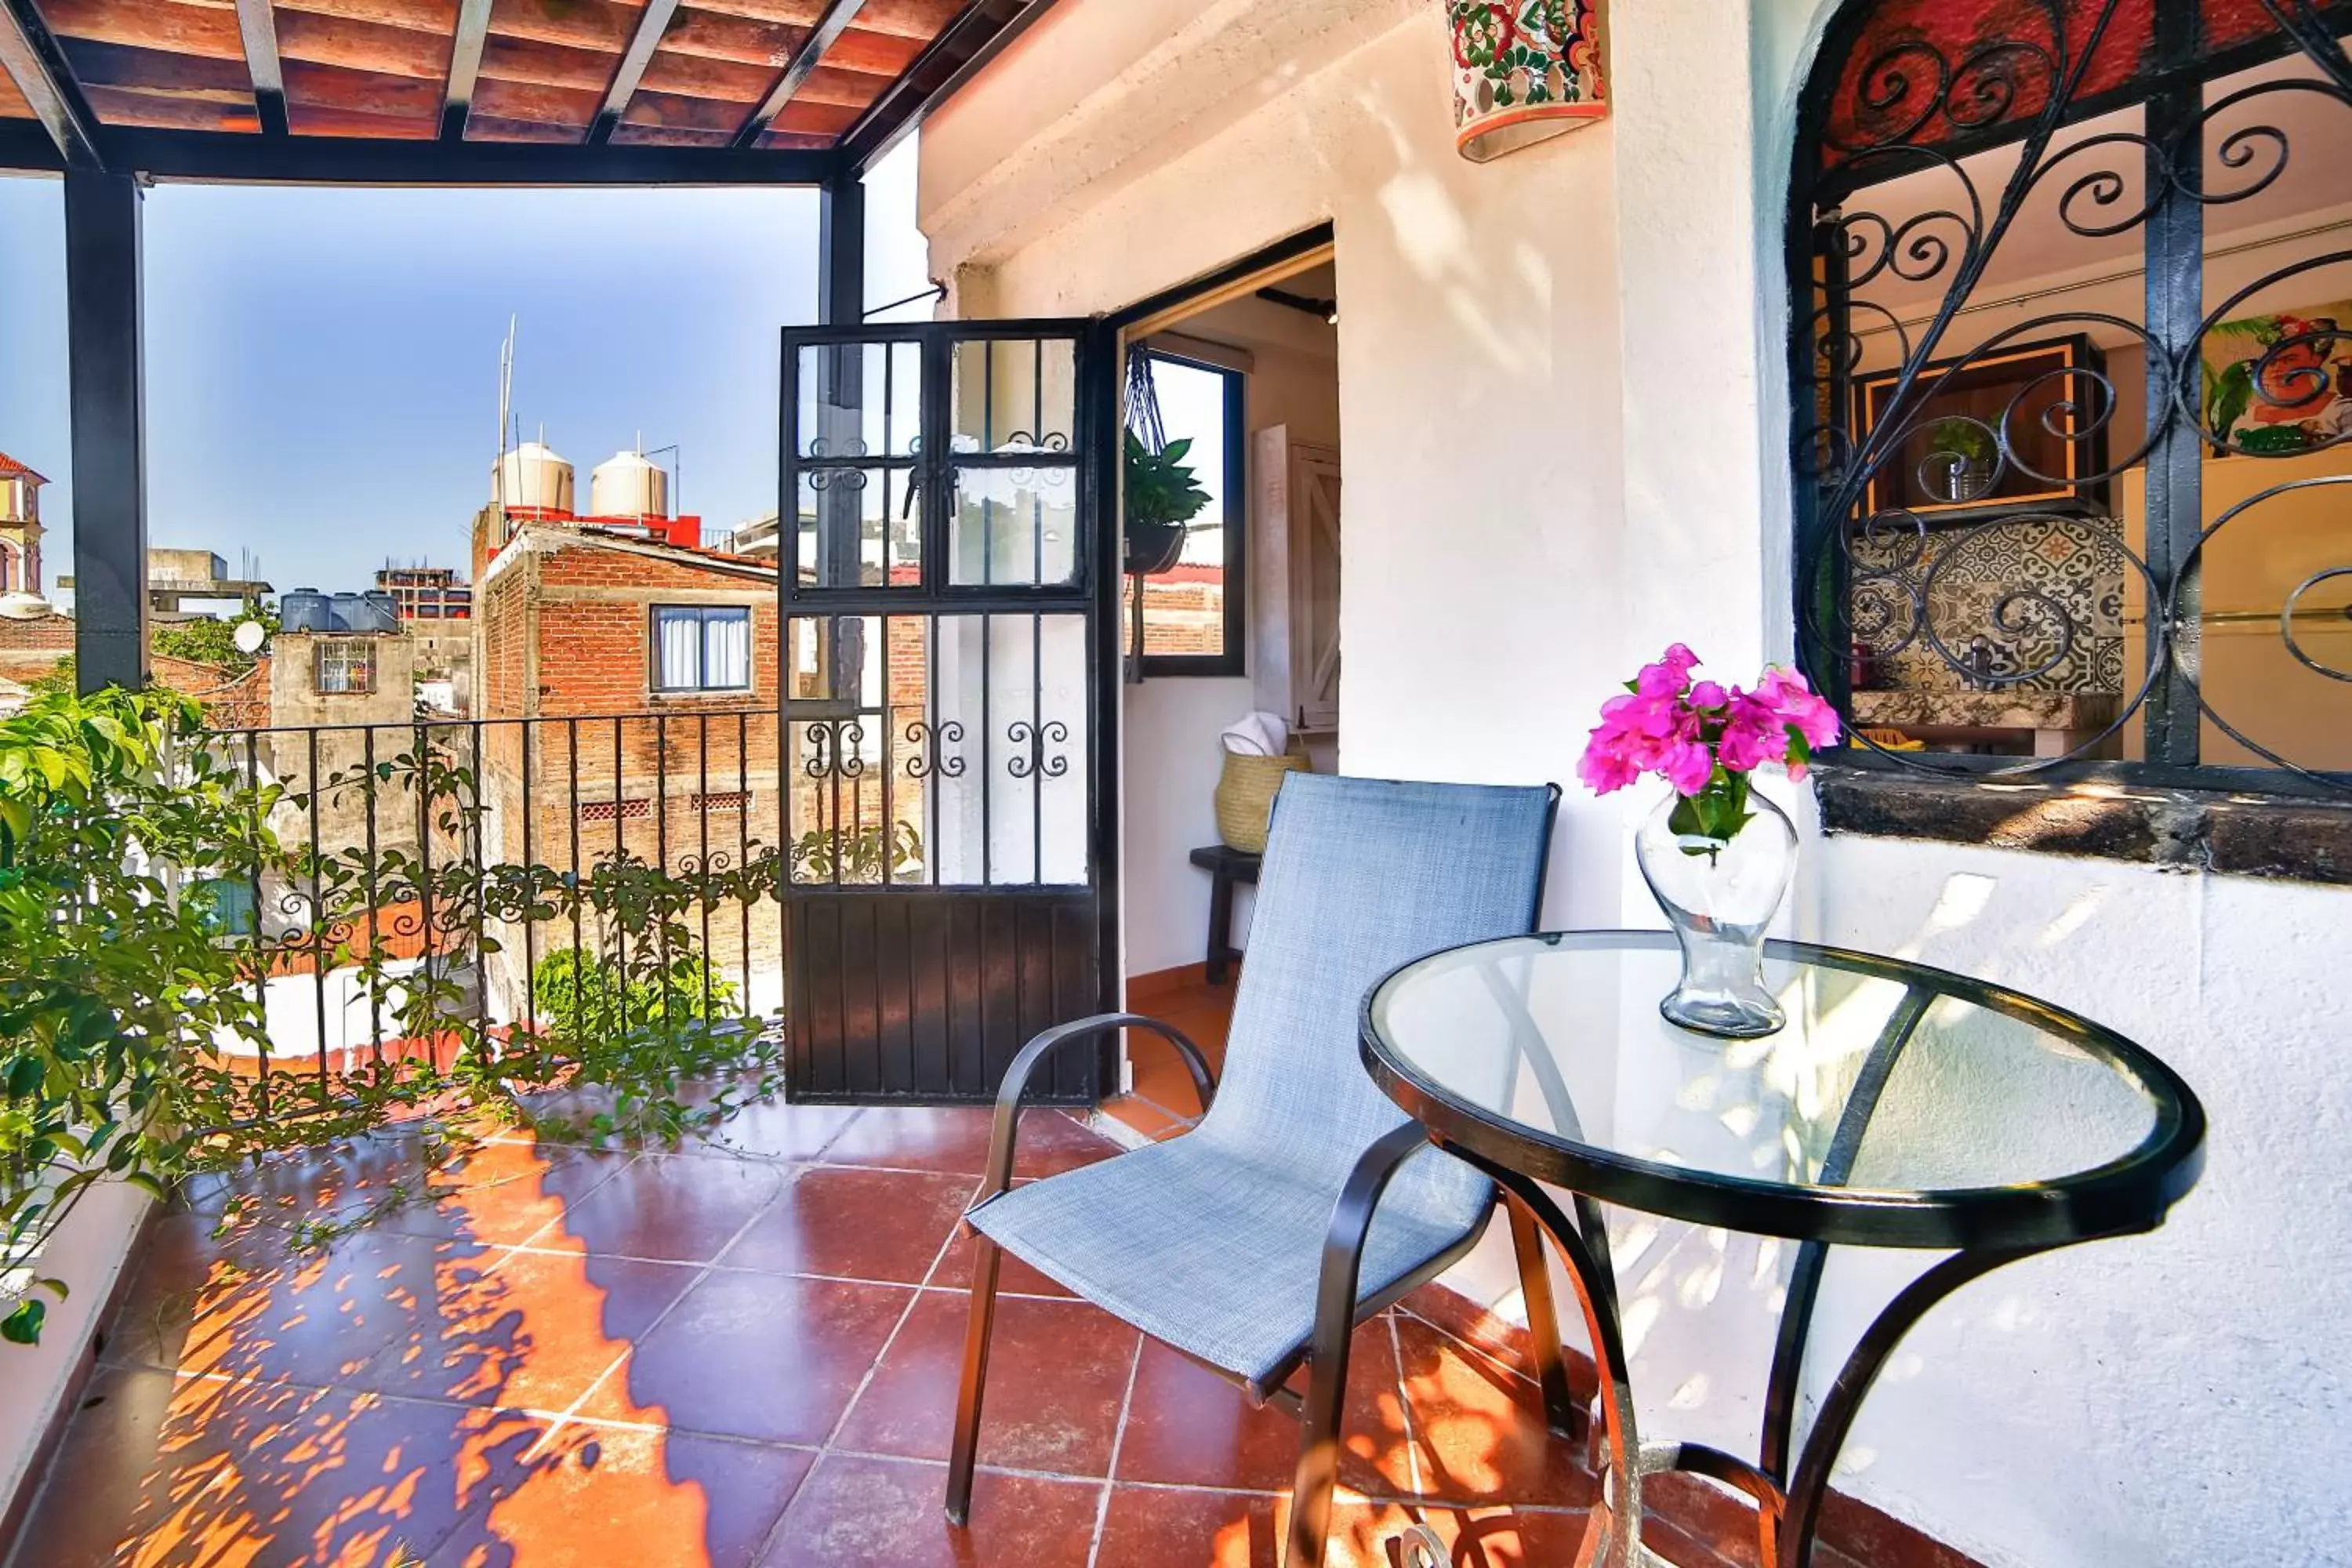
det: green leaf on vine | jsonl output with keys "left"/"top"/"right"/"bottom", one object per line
{"left": 1, "top": 1300, "right": 45, "bottom": 1345}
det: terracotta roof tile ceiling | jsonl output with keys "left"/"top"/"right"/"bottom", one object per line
{"left": 0, "top": 451, "right": 48, "bottom": 482}
{"left": 0, "top": 0, "right": 1044, "bottom": 171}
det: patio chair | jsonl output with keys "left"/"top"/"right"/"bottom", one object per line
{"left": 946, "top": 773, "right": 1577, "bottom": 1568}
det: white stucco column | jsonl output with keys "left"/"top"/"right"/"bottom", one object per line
{"left": 1609, "top": 0, "right": 1773, "bottom": 677}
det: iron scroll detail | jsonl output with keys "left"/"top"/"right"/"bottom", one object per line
{"left": 1791, "top": 0, "right": 2352, "bottom": 790}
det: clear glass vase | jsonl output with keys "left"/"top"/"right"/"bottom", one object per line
{"left": 1634, "top": 788, "right": 1797, "bottom": 1039}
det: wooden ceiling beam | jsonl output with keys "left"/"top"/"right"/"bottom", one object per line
{"left": 731, "top": 0, "right": 862, "bottom": 148}
{"left": 478, "top": 34, "right": 612, "bottom": 93}
{"left": 841, "top": 0, "right": 1049, "bottom": 172}
{"left": 484, "top": 0, "right": 634, "bottom": 54}
{"left": 278, "top": 11, "right": 461, "bottom": 81}
{"left": 439, "top": 0, "right": 491, "bottom": 140}
{"left": 106, "top": 122, "right": 840, "bottom": 181}
{"left": 658, "top": 9, "right": 803, "bottom": 69}
{"left": 60, "top": 37, "right": 253, "bottom": 95}
{"left": 586, "top": 0, "right": 680, "bottom": 144}
{"left": 234, "top": 0, "right": 287, "bottom": 132}
{"left": 0, "top": 0, "right": 105, "bottom": 165}
{"left": 34, "top": 0, "right": 243, "bottom": 62}
{"left": 277, "top": 0, "right": 459, "bottom": 34}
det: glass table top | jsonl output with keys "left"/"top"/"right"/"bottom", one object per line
{"left": 1362, "top": 931, "right": 2205, "bottom": 1247}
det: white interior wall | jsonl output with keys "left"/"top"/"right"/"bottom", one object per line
{"left": 1120, "top": 299, "right": 1341, "bottom": 978}
{"left": 921, "top": 2, "right": 2352, "bottom": 1563}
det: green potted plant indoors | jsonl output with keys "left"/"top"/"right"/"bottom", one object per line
{"left": 1123, "top": 430, "right": 1210, "bottom": 575}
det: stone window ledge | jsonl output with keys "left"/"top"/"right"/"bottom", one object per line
{"left": 1814, "top": 765, "right": 2352, "bottom": 887}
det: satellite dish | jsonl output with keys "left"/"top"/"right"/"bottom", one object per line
{"left": 233, "top": 619, "right": 267, "bottom": 655}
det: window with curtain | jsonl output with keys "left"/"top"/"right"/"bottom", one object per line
{"left": 652, "top": 605, "right": 753, "bottom": 693}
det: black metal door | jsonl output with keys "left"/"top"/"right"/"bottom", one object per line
{"left": 779, "top": 320, "right": 1116, "bottom": 1104}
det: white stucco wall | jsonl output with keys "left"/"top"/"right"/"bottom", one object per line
{"left": 0, "top": 1179, "right": 150, "bottom": 1525}
{"left": 920, "top": 2, "right": 2352, "bottom": 1562}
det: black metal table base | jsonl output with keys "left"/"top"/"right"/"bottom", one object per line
{"left": 1479, "top": 1160, "right": 2063, "bottom": 1568}
{"left": 1284, "top": 1131, "right": 2087, "bottom": 1568}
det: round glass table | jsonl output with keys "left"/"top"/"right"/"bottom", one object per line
{"left": 1359, "top": 931, "right": 2206, "bottom": 1568}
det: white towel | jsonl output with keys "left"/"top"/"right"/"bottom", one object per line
{"left": 1219, "top": 710, "right": 1290, "bottom": 757}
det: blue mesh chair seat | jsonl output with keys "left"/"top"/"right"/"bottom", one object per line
{"left": 970, "top": 1120, "right": 1491, "bottom": 1390}
{"left": 944, "top": 775, "right": 1565, "bottom": 1568}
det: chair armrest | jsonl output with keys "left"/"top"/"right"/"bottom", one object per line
{"left": 1297, "top": 1123, "right": 1432, "bottom": 1388}
{"left": 975, "top": 1012, "right": 1218, "bottom": 1206}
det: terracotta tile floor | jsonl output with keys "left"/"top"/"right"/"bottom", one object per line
{"left": 7, "top": 1100, "right": 1671, "bottom": 1568}
{"left": 10, "top": 972, "right": 1817, "bottom": 1568}
{"left": 1100, "top": 971, "right": 1238, "bottom": 1142}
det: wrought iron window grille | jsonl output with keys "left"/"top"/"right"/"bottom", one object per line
{"left": 1789, "top": 0, "right": 2352, "bottom": 800}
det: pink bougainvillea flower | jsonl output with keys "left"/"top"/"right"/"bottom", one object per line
{"left": 1715, "top": 701, "right": 1784, "bottom": 773}
{"left": 1661, "top": 739, "right": 1715, "bottom": 797}
{"left": 1632, "top": 643, "right": 1702, "bottom": 698}
{"left": 1599, "top": 689, "right": 1680, "bottom": 739}
{"left": 1577, "top": 731, "right": 1642, "bottom": 794}
{"left": 1754, "top": 665, "right": 1842, "bottom": 748}
{"left": 1580, "top": 649, "right": 1838, "bottom": 803}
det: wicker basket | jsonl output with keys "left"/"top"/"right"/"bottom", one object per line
{"left": 1214, "top": 746, "right": 1309, "bottom": 854}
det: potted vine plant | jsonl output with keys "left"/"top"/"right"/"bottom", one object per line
{"left": 1123, "top": 430, "right": 1210, "bottom": 575}
{"left": 0, "top": 687, "right": 786, "bottom": 1348}
{"left": 0, "top": 687, "right": 279, "bottom": 1344}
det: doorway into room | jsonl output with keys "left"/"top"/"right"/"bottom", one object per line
{"left": 1106, "top": 230, "right": 1343, "bottom": 1134}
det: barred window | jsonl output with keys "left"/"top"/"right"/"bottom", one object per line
{"left": 314, "top": 640, "right": 375, "bottom": 695}
{"left": 1791, "top": 0, "right": 2352, "bottom": 795}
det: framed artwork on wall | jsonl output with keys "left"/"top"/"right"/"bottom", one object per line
{"left": 2199, "top": 303, "right": 2352, "bottom": 456}
{"left": 1854, "top": 334, "right": 2110, "bottom": 522}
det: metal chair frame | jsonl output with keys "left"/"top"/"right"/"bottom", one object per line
{"left": 943, "top": 1014, "right": 1585, "bottom": 1566}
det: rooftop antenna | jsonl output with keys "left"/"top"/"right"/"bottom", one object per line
{"left": 494, "top": 315, "right": 516, "bottom": 532}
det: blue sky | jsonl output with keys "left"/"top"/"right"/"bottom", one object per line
{"left": 0, "top": 143, "right": 930, "bottom": 603}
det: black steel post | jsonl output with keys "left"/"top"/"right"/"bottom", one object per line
{"left": 64, "top": 168, "right": 147, "bottom": 694}
{"left": 2141, "top": 47, "right": 2205, "bottom": 768}
{"left": 818, "top": 171, "right": 866, "bottom": 328}
{"left": 815, "top": 173, "right": 869, "bottom": 599}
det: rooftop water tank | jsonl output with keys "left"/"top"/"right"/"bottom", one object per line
{"left": 495, "top": 441, "right": 574, "bottom": 512}
{"left": 281, "top": 590, "right": 329, "bottom": 633}
{"left": 328, "top": 592, "right": 367, "bottom": 633}
{"left": 590, "top": 449, "right": 668, "bottom": 520}
{"left": 359, "top": 590, "right": 402, "bottom": 633}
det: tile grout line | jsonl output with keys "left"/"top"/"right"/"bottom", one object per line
{"left": 747, "top": 1208, "right": 970, "bottom": 1565}
{"left": 1083, "top": 1333, "right": 1147, "bottom": 1567}
{"left": 490, "top": 1145, "right": 644, "bottom": 1258}
{"left": 1397, "top": 1303, "right": 1545, "bottom": 1396}
{"left": 535, "top": 1160, "right": 811, "bottom": 1461}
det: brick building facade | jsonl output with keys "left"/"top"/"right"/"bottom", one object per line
{"left": 475, "top": 525, "right": 788, "bottom": 1016}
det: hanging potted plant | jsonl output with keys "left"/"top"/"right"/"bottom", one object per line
{"left": 1123, "top": 430, "right": 1211, "bottom": 575}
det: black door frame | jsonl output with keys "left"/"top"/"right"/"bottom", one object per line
{"left": 779, "top": 316, "right": 1123, "bottom": 1103}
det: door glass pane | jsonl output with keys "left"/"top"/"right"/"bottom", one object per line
{"left": 986, "top": 613, "right": 1039, "bottom": 882}
{"left": 795, "top": 339, "right": 921, "bottom": 459}
{"left": 947, "top": 463, "right": 1080, "bottom": 586}
{"left": 950, "top": 337, "right": 1076, "bottom": 452}
{"left": 794, "top": 466, "right": 921, "bottom": 590}
{"left": 1036, "top": 614, "right": 1089, "bottom": 885}
{"left": 927, "top": 615, "right": 993, "bottom": 885}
